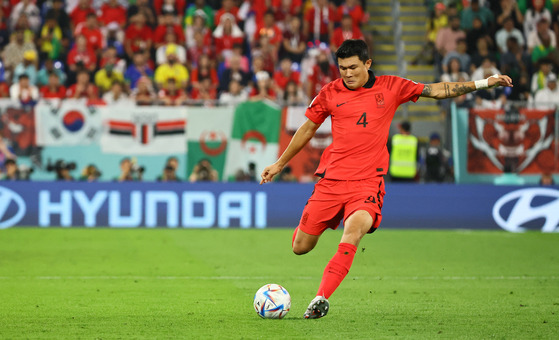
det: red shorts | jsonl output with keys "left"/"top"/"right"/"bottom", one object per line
{"left": 297, "top": 177, "right": 386, "bottom": 236}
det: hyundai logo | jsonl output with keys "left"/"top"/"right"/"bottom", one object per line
{"left": 492, "top": 188, "right": 559, "bottom": 233}
{"left": 0, "top": 186, "right": 26, "bottom": 229}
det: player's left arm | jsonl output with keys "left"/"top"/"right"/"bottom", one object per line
{"left": 420, "top": 74, "right": 513, "bottom": 100}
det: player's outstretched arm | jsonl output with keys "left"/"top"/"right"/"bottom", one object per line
{"left": 260, "top": 119, "right": 321, "bottom": 184}
{"left": 420, "top": 74, "right": 513, "bottom": 100}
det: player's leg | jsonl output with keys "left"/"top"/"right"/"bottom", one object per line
{"left": 292, "top": 227, "right": 320, "bottom": 255}
{"left": 304, "top": 210, "right": 375, "bottom": 319}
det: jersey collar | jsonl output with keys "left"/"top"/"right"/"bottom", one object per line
{"left": 342, "top": 70, "right": 376, "bottom": 90}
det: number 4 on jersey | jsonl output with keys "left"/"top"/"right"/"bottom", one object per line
{"left": 356, "top": 112, "right": 368, "bottom": 127}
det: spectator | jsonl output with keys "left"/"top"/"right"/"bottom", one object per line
{"left": 282, "top": 79, "right": 307, "bottom": 106}
{"left": 253, "top": 10, "right": 283, "bottom": 50}
{"left": 500, "top": 37, "right": 532, "bottom": 81}
{"left": 154, "top": 45, "right": 189, "bottom": 90}
{"left": 12, "top": 49, "right": 38, "bottom": 85}
{"left": 224, "top": 43, "right": 249, "bottom": 73}
{"left": 38, "top": 14, "right": 63, "bottom": 62}
{"left": 155, "top": 33, "right": 187, "bottom": 65}
{"left": 154, "top": 0, "right": 186, "bottom": 17}
{"left": 441, "top": 38, "right": 471, "bottom": 74}
{"left": 10, "top": 74, "right": 38, "bottom": 104}
{"left": 436, "top": 15, "right": 466, "bottom": 58}
{"left": 48, "top": 159, "right": 75, "bottom": 181}
{"left": 219, "top": 54, "right": 250, "bottom": 93}
{"left": 185, "top": 9, "right": 213, "bottom": 52}
{"left": 218, "top": 79, "right": 248, "bottom": 106}
{"left": 424, "top": 132, "right": 452, "bottom": 183}
{"left": 495, "top": 0, "right": 524, "bottom": 30}
{"left": 190, "top": 54, "right": 218, "bottom": 92}
{"left": 249, "top": 70, "right": 276, "bottom": 101}
{"left": 103, "top": 22, "right": 126, "bottom": 57}
{"left": 127, "top": 0, "right": 156, "bottom": 28}
{"left": 116, "top": 158, "right": 133, "bottom": 181}
{"left": 306, "top": 48, "right": 338, "bottom": 99}
{"left": 0, "top": 80, "right": 9, "bottom": 98}
{"left": 79, "top": 164, "right": 101, "bottom": 181}
{"left": 441, "top": 57, "right": 470, "bottom": 82}
{"left": 532, "top": 73, "right": 559, "bottom": 109}
{"left": 337, "top": 0, "right": 365, "bottom": 29}
{"left": 213, "top": 13, "right": 244, "bottom": 61}
{"left": 279, "top": 15, "right": 306, "bottom": 64}
{"left": 471, "top": 58, "right": 501, "bottom": 81}
{"left": 124, "top": 13, "right": 153, "bottom": 60}
{"left": 460, "top": 0, "right": 495, "bottom": 31}
{"left": 330, "top": 14, "right": 364, "bottom": 53}
{"left": 496, "top": 16, "right": 526, "bottom": 53}
{"left": 524, "top": 0, "right": 552, "bottom": 42}
{"left": 70, "top": 0, "right": 96, "bottom": 28}
{"left": 2, "top": 159, "right": 19, "bottom": 181}
{"left": 184, "top": 0, "right": 214, "bottom": 30}
{"left": 303, "top": 0, "right": 337, "bottom": 43}
{"left": 100, "top": 0, "right": 127, "bottom": 27}
{"left": 531, "top": 58, "right": 555, "bottom": 93}
{"left": 99, "top": 46, "right": 126, "bottom": 75}
{"left": 189, "top": 158, "right": 218, "bottom": 182}
{"left": 153, "top": 9, "right": 185, "bottom": 48}
{"left": 412, "top": 2, "right": 448, "bottom": 65}
{"left": 527, "top": 17, "right": 556, "bottom": 53}
{"left": 187, "top": 30, "right": 213, "bottom": 68}
{"left": 276, "top": 165, "right": 298, "bottom": 182}
{"left": 389, "top": 121, "right": 418, "bottom": 182}
{"left": 102, "top": 81, "right": 129, "bottom": 105}
{"left": 67, "top": 34, "right": 97, "bottom": 73}
{"left": 271, "top": 0, "right": 302, "bottom": 27}
{"left": 9, "top": 0, "right": 40, "bottom": 32}
{"left": 2, "top": 29, "right": 36, "bottom": 75}
{"left": 157, "top": 157, "right": 181, "bottom": 182}
{"left": 190, "top": 78, "right": 217, "bottom": 105}
{"left": 466, "top": 17, "right": 495, "bottom": 55}
{"left": 45, "top": 0, "right": 71, "bottom": 37}
{"left": 252, "top": 36, "right": 277, "bottom": 75}
{"left": 40, "top": 72, "right": 66, "bottom": 100}
{"left": 214, "top": 0, "right": 239, "bottom": 27}
{"left": 508, "top": 72, "right": 532, "bottom": 101}
{"left": 273, "top": 58, "right": 300, "bottom": 97}
{"left": 531, "top": 29, "right": 559, "bottom": 65}
{"left": 67, "top": 70, "right": 98, "bottom": 99}
{"left": 539, "top": 172, "right": 555, "bottom": 185}
{"left": 158, "top": 77, "right": 187, "bottom": 106}
{"left": 470, "top": 37, "right": 498, "bottom": 72}
{"left": 132, "top": 76, "right": 156, "bottom": 105}
{"left": 94, "top": 55, "right": 125, "bottom": 94}
{"left": 125, "top": 51, "right": 154, "bottom": 90}
{"left": 75, "top": 13, "right": 104, "bottom": 53}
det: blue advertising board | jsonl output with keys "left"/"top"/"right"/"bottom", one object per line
{"left": 0, "top": 182, "right": 558, "bottom": 232}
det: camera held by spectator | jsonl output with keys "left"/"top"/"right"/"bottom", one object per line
{"left": 158, "top": 157, "right": 181, "bottom": 182}
{"left": 2, "top": 159, "right": 33, "bottom": 181}
{"left": 189, "top": 158, "right": 218, "bottom": 182}
{"left": 46, "top": 159, "right": 76, "bottom": 181}
{"left": 117, "top": 157, "right": 145, "bottom": 181}
{"left": 80, "top": 164, "right": 102, "bottom": 182}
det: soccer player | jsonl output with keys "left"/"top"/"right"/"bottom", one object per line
{"left": 259, "top": 39, "right": 513, "bottom": 319}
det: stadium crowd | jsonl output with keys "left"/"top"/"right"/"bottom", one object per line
{"left": 0, "top": 0, "right": 557, "bottom": 183}
{"left": 419, "top": 0, "right": 559, "bottom": 110}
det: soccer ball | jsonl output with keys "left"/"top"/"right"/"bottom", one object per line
{"left": 253, "top": 284, "right": 291, "bottom": 319}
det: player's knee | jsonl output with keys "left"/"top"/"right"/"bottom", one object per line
{"left": 292, "top": 243, "right": 311, "bottom": 255}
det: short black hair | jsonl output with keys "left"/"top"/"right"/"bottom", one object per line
{"left": 335, "top": 39, "right": 370, "bottom": 64}
{"left": 400, "top": 121, "right": 411, "bottom": 132}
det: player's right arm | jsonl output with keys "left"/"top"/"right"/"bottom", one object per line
{"left": 260, "top": 119, "right": 321, "bottom": 184}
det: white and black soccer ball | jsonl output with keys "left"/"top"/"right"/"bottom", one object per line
{"left": 253, "top": 284, "right": 291, "bottom": 319}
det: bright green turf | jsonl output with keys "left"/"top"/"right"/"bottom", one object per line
{"left": 0, "top": 229, "right": 558, "bottom": 339}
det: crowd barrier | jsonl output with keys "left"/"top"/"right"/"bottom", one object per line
{"left": 1, "top": 182, "right": 557, "bottom": 233}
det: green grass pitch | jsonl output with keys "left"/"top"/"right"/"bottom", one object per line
{"left": 0, "top": 228, "right": 558, "bottom": 339}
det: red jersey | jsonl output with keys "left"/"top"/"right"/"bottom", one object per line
{"left": 70, "top": 6, "right": 95, "bottom": 26}
{"left": 331, "top": 27, "right": 364, "bottom": 48}
{"left": 40, "top": 85, "right": 67, "bottom": 99}
{"left": 273, "top": 70, "right": 300, "bottom": 88}
{"left": 75, "top": 25, "right": 104, "bottom": 51}
{"left": 305, "top": 71, "right": 424, "bottom": 180}
{"left": 100, "top": 4, "right": 126, "bottom": 26}
{"left": 153, "top": 24, "right": 186, "bottom": 45}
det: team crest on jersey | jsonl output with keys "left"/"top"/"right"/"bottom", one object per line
{"left": 375, "top": 93, "right": 385, "bottom": 108}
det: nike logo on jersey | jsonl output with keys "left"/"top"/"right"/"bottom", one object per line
{"left": 336, "top": 102, "right": 347, "bottom": 107}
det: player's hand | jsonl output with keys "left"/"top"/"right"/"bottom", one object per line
{"left": 488, "top": 74, "right": 513, "bottom": 88}
{"left": 260, "top": 163, "right": 283, "bottom": 184}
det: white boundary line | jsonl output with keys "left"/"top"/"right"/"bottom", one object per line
{"left": 0, "top": 276, "right": 557, "bottom": 280}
